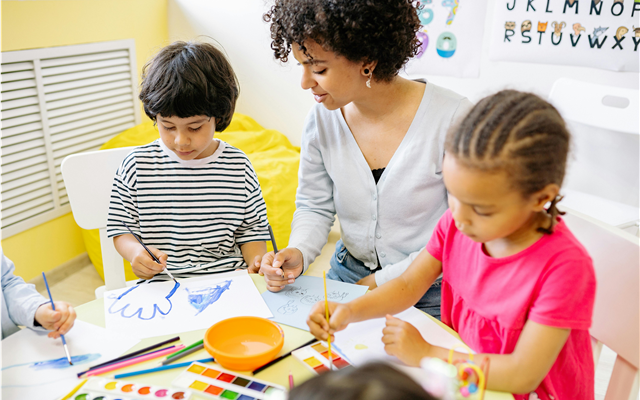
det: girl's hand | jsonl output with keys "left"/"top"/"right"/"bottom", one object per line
{"left": 356, "top": 274, "right": 377, "bottom": 290}
{"left": 259, "top": 248, "right": 304, "bottom": 292}
{"left": 35, "top": 301, "right": 77, "bottom": 339}
{"left": 131, "top": 246, "right": 167, "bottom": 279}
{"left": 307, "top": 301, "right": 352, "bottom": 341}
{"left": 382, "top": 315, "right": 431, "bottom": 367}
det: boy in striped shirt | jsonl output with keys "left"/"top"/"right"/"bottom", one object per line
{"left": 107, "top": 41, "right": 270, "bottom": 281}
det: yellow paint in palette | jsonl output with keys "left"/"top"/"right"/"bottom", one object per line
{"left": 292, "top": 341, "right": 352, "bottom": 375}
{"left": 69, "top": 377, "right": 192, "bottom": 399}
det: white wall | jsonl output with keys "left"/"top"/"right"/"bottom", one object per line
{"left": 168, "top": 0, "right": 638, "bottom": 147}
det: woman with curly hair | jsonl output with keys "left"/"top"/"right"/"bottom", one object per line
{"left": 259, "top": 0, "right": 472, "bottom": 318}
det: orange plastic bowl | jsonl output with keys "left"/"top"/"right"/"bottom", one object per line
{"left": 204, "top": 316, "right": 284, "bottom": 371}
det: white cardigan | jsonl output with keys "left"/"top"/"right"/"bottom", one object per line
{"left": 289, "top": 81, "right": 472, "bottom": 286}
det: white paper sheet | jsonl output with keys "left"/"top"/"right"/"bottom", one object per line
{"left": 1, "top": 320, "right": 139, "bottom": 400}
{"left": 261, "top": 276, "right": 368, "bottom": 331}
{"left": 104, "top": 271, "right": 273, "bottom": 338}
{"left": 333, "top": 307, "right": 471, "bottom": 369}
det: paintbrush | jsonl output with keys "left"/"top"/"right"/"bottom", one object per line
{"left": 42, "top": 272, "right": 72, "bottom": 365}
{"left": 323, "top": 271, "right": 334, "bottom": 371}
{"left": 122, "top": 221, "right": 177, "bottom": 283}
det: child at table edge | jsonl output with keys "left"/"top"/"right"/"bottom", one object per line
{"left": 107, "top": 41, "right": 270, "bottom": 281}
{"left": 1, "top": 247, "right": 76, "bottom": 339}
{"left": 308, "top": 90, "right": 597, "bottom": 400}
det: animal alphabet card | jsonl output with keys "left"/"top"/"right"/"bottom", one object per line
{"left": 261, "top": 276, "right": 368, "bottom": 331}
{"left": 104, "top": 270, "right": 272, "bottom": 338}
{"left": 490, "top": 0, "right": 639, "bottom": 71}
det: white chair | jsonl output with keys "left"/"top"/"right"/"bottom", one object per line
{"left": 61, "top": 147, "right": 136, "bottom": 298}
{"left": 561, "top": 207, "right": 639, "bottom": 400}
{"left": 549, "top": 78, "right": 640, "bottom": 235}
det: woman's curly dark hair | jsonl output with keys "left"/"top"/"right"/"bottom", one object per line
{"left": 263, "top": 0, "right": 422, "bottom": 82}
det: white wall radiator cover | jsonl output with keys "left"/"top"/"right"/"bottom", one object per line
{"left": 0, "top": 39, "right": 141, "bottom": 238}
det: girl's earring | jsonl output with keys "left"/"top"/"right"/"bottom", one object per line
{"left": 366, "top": 72, "right": 372, "bottom": 88}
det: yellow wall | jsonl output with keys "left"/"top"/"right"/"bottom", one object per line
{"left": 1, "top": 214, "right": 86, "bottom": 282}
{"left": 1, "top": 0, "right": 169, "bottom": 280}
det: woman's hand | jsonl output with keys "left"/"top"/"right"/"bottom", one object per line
{"left": 381, "top": 315, "right": 432, "bottom": 366}
{"left": 131, "top": 246, "right": 167, "bottom": 280}
{"left": 356, "top": 274, "right": 377, "bottom": 290}
{"left": 35, "top": 301, "right": 77, "bottom": 339}
{"left": 307, "top": 301, "right": 353, "bottom": 341}
{"left": 247, "top": 255, "right": 262, "bottom": 274}
{"left": 259, "top": 248, "right": 304, "bottom": 292}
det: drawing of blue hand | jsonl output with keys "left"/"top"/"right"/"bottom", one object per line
{"left": 107, "top": 281, "right": 180, "bottom": 320}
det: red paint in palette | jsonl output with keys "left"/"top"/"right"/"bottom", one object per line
{"left": 138, "top": 386, "right": 151, "bottom": 395}
{"left": 217, "top": 372, "right": 235, "bottom": 382}
{"left": 171, "top": 392, "right": 186, "bottom": 399}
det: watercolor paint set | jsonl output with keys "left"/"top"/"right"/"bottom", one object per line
{"left": 172, "top": 362, "right": 286, "bottom": 400}
{"left": 70, "top": 377, "right": 192, "bottom": 400}
{"left": 291, "top": 341, "right": 351, "bottom": 374}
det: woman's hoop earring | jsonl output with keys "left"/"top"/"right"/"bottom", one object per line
{"left": 366, "top": 72, "right": 372, "bottom": 88}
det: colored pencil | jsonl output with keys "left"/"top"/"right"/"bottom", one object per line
{"left": 42, "top": 272, "right": 72, "bottom": 365}
{"left": 79, "top": 345, "right": 178, "bottom": 377}
{"left": 267, "top": 224, "right": 279, "bottom": 253}
{"left": 162, "top": 343, "right": 205, "bottom": 365}
{"left": 163, "top": 339, "right": 203, "bottom": 362}
{"left": 252, "top": 338, "right": 316, "bottom": 374}
{"left": 60, "top": 379, "right": 87, "bottom": 400}
{"left": 289, "top": 370, "right": 294, "bottom": 389}
{"left": 84, "top": 344, "right": 185, "bottom": 377}
{"left": 323, "top": 270, "right": 334, "bottom": 371}
{"left": 114, "top": 357, "right": 215, "bottom": 379}
{"left": 122, "top": 221, "right": 177, "bottom": 283}
{"left": 78, "top": 335, "right": 180, "bottom": 376}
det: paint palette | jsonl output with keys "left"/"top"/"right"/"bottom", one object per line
{"left": 172, "top": 362, "right": 286, "bottom": 400}
{"left": 71, "top": 377, "right": 191, "bottom": 399}
{"left": 291, "top": 342, "right": 351, "bottom": 374}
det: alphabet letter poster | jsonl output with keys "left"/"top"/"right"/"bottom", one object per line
{"left": 489, "top": 0, "right": 639, "bottom": 71}
{"left": 403, "top": 1, "right": 488, "bottom": 78}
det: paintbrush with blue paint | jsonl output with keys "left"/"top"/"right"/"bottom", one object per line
{"left": 122, "top": 222, "right": 177, "bottom": 284}
{"left": 42, "top": 272, "right": 73, "bottom": 365}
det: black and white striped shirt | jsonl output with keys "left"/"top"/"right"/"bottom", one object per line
{"left": 107, "top": 139, "right": 270, "bottom": 280}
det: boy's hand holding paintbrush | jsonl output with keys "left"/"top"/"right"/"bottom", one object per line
{"left": 113, "top": 223, "right": 172, "bottom": 281}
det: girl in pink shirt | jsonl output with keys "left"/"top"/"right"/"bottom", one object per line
{"left": 308, "top": 90, "right": 596, "bottom": 400}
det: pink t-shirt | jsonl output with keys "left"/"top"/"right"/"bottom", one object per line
{"left": 426, "top": 210, "right": 596, "bottom": 400}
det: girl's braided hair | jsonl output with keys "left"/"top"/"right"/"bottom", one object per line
{"left": 446, "top": 90, "right": 571, "bottom": 234}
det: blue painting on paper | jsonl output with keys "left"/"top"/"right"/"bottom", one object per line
{"left": 186, "top": 280, "right": 232, "bottom": 315}
{"left": 107, "top": 281, "right": 180, "bottom": 320}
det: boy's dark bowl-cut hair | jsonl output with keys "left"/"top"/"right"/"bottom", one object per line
{"left": 264, "top": 0, "right": 422, "bottom": 83}
{"left": 139, "top": 41, "right": 239, "bottom": 132}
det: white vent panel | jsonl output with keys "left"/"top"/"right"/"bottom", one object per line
{"left": 1, "top": 39, "right": 139, "bottom": 237}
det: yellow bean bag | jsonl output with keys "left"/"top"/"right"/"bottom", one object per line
{"left": 82, "top": 114, "right": 300, "bottom": 281}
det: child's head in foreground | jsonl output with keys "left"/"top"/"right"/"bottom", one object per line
{"left": 288, "top": 362, "right": 437, "bottom": 400}
{"left": 139, "top": 41, "right": 238, "bottom": 160}
{"left": 443, "top": 90, "right": 570, "bottom": 242}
